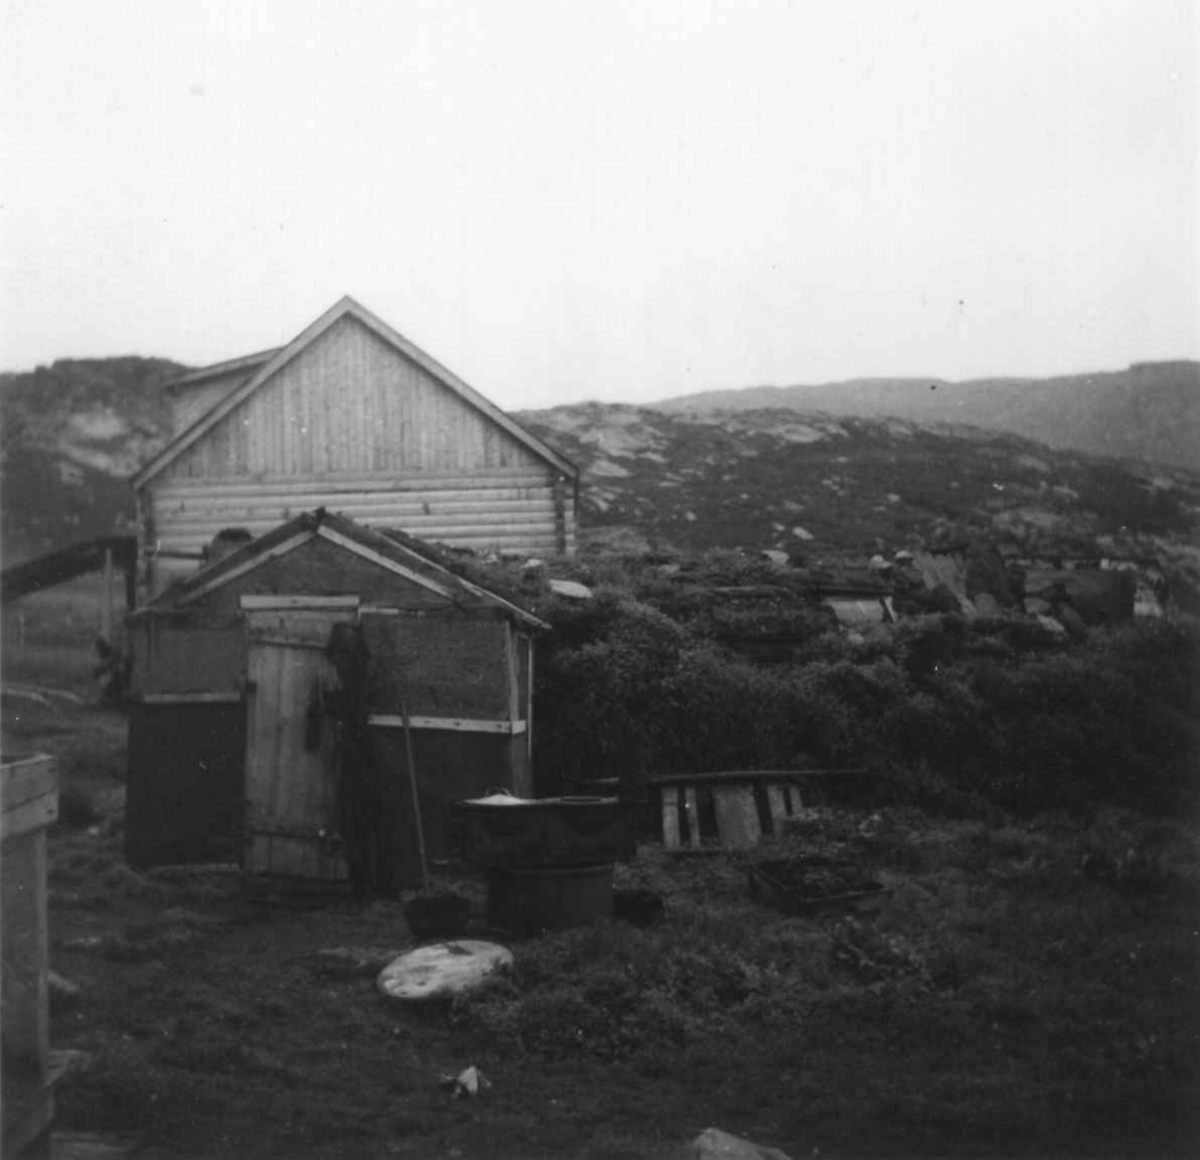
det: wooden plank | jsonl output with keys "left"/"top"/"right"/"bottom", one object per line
{"left": 2, "top": 828, "right": 50, "bottom": 1071}
{"left": 139, "top": 692, "right": 242, "bottom": 705}
{"left": 176, "top": 531, "right": 315, "bottom": 604}
{"left": 155, "top": 469, "right": 554, "bottom": 498}
{"left": 524, "top": 635, "right": 535, "bottom": 765}
{"left": 239, "top": 595, "right": 360, "bottom": 610}
{"left": 661, "top": 786, "right": 681, "bottom": 849}
{"left": 315, "top": 526, "right": 457, "bottom": 598}
{"left": 765, "top": 783, "right": 791, "bottom": 837}
{"left": 505, "top": 623, "right": 520, "bottom": 724}
{"left": 712, "top": 785, "right": 762, "bottom": 849}
{"left": 683, "top": 787, "right": 701, "bottom": 848}
{"left": 1, "top": 793, "right": 58, "bottom": 842}
{"left": 368, "top": 715, "right": 527, "bottom": 735}
{"left": 651, "top": 769, "right": 868, "bottom": 787}
{"left": 2, "top": 756, "right": 57, "bottom": 813}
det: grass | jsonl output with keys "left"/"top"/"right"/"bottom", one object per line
{"left": 5, "top": 626, "right": 1198, "bottom": 1158}
{"left": 40, "top": 789, "right": 1200, "bottom": 1157}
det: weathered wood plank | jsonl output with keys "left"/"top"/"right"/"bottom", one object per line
{"left": 138, "top": 692, "right": 242, "bottom": 705}
{"left": 661, "top": 787, "right": 681, "bottom": 849}
{"left": 368, "top": 715, "right": 526, "bottom": 734}
{"left": 2, "top": 828, "right": 50, "bottom": 1071}
{"left": 244, "top": 611, "right": 350, "bottom": 880}
{"left": 683, "top": 787, "right": 701, "bottom": 848}
{"left": 712, "top": 785, "right": 762, "bottom": 850}
{"left": 2, "top": 756, "right": 57, "bottom": 814}
{"left": 765, "top": 783, "right": 791, "bottom": 836}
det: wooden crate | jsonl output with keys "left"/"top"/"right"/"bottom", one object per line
{"left": 2, "top": 753, "right": 58, "bottom": 1158}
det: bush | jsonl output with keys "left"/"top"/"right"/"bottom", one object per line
{"left": 530, "top": 551, "right": 1200, "bottom": 818}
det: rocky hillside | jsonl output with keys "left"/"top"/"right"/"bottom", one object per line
{"left": 0, "top": 358, "right": 183, "bottom": 560}
{"left": 657, "top": 361, "right": 1200, "bottom": 471}
{"left": 2, "top": 359, "right": 1198, "bottom": 603}
{"left": 520, "top": 403, "right": 1199, "bottom": 559}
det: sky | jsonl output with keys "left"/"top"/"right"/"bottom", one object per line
{"left": 1, "top": 0, "right": 1196, "bottom": 411}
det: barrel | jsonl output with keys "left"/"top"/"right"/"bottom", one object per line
{"left": 485, "top": 862, "right": 614, "bottom": 937}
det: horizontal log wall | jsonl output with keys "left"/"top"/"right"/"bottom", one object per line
{"left": 143, "top": 472, "right": 575, "bottom": 594}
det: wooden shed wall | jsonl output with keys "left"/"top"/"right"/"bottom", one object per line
{"left": 126, "top": 551, "right": 535, "bottom": 881}
{"left": 182, "top": 537, "right": 453, "bottom": 622}
{"left": 369, "top": 727, "right": 529, "bottom": 880}
{"left": 125, "top": 703, "right": 245, "bottom": 867}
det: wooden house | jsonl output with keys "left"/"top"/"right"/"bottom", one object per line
{"left": 124, "top": 510, "right": 546, "bottom": 889}
{"left": 131, "top": 296, "right": 579, "bottom": 597}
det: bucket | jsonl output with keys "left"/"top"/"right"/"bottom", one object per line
{"left": 485, "top": 862, "right": 614, "bottom": 938}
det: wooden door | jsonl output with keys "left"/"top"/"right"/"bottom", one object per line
{"left": 242, "top": 601, "right": 357, "bottom": 879}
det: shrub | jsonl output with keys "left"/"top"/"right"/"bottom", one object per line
{"left": 531, "top": 554, "right": 1200, "bottom": 818}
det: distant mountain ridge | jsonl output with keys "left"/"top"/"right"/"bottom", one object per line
{"left": 656, "top": 360, "right": 1200, "bottom": 471}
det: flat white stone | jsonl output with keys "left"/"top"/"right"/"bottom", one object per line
{"left": 548, "top": 579, "right": 594, "bottom": 600}
{"left": 378, "top": 940, "right": 513, "bottom": 1002}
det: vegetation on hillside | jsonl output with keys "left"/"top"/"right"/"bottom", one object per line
{"left": 510, "top": 552, "right": 1200, "bottom": 820}
{"left": 0, "top": 357, "right": 182, "bottom": 559}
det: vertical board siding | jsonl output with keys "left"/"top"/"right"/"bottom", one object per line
{"left": 171, "top": 371, "right": 249, "bottom": 434}
{"left": 243, "top": 610, "right": 351, "bottom": 880}
{"left": 167, "top": 316, "right": 547, "bottom": 479}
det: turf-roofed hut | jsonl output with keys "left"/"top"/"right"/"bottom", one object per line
{"left": 130, "top": 294, "right": 579, "bottom": 598}
{"left": 124, "top": 510, "right": 546, "bottom": 892}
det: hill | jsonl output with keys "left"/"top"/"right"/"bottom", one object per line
{"left": 519, "top": 403, "right": 1199, "bottom": 560}
{"left": 656, "top": 361, "right": 1200, "bottom": 471}
{"left": 2, "top": 359, "right": 1197, "bottom": 600}
{"left": 0, "top": 357, "right": 183, "bottom": 561}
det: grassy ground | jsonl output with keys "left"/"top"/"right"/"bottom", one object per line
{"left": 1, "top": 693, "right": 1191, "bottom": 1160}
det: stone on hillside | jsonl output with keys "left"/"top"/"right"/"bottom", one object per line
{"left": 761, "top": 550, "right": 790, "bottom": 567}
{"left": 1036, "top": 614, "right": 1067, "bottom": 637}
{"left": 690, "top": 1127, "right": 794, "bottom": 1160}
{"left": 973, "top": 592, "right": 999, "bottom": 615}
{"left": 549, "top": 579, "right": 594, "bottom": 600}
{"left": 791, "top": 526, "right": 814, "bottom": 540}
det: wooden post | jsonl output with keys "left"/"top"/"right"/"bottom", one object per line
{"left": 660, "top": 787, "right": 680, "bottom": 849}
{"left": 683, "top": 786, "right": 701, "bottom": 848}
{"left": 552, "top": 477, "right": 567, "bottom": 556}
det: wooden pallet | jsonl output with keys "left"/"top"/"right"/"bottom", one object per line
{"left": 652, "top": 769, "right": 868, "bottom": 850}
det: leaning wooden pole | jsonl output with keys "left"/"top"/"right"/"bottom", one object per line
{"left": 399, "top": 698, "right": 430, "bottom": 892}
{"left": 101, "top": 548, "right": 114, "bottom": 644}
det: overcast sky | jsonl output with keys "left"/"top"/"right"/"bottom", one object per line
{"left": 2, "top": 0, "right": 1196, "bottom": 410}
